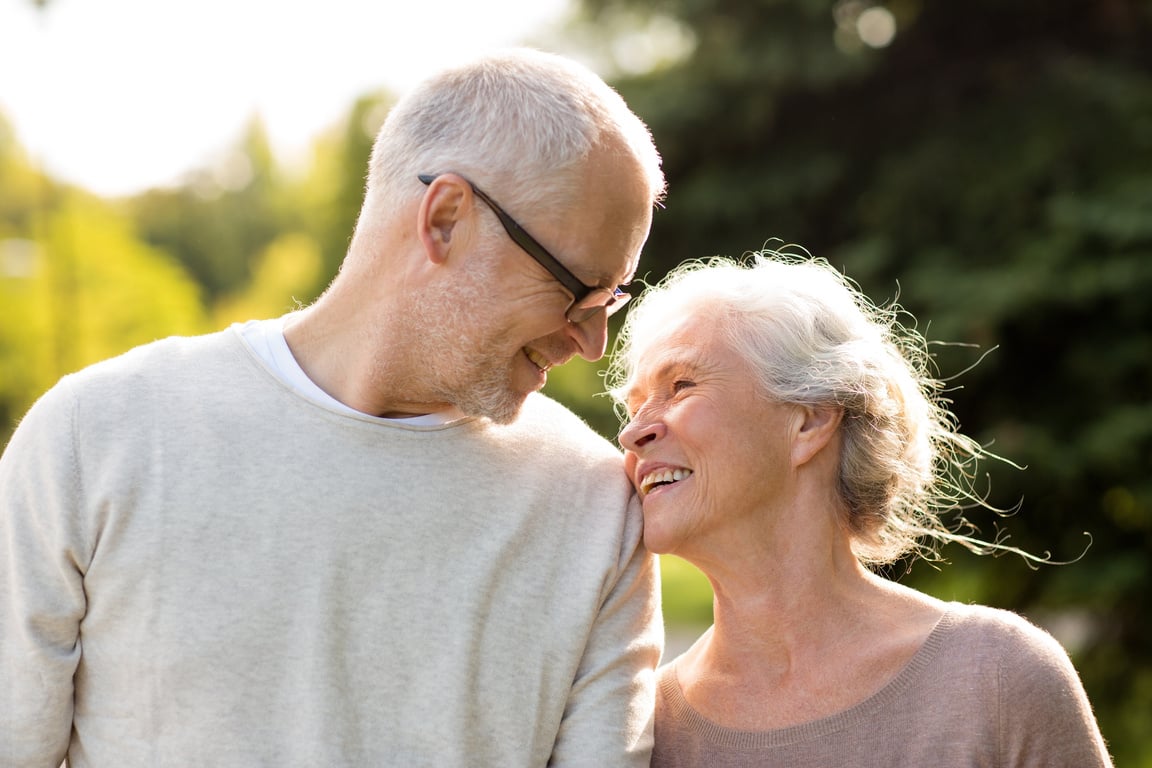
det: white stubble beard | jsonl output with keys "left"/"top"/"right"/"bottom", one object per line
{"left": 396, "top": 251, "right": 528, "bottom": 425}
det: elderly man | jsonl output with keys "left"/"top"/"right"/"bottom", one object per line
{"left": 0, "top": 49, "right": 665, "bottom": 767}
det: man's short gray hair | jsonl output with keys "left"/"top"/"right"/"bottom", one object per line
{"left": 357, "top": 48, "right": 664, "bottom": 238}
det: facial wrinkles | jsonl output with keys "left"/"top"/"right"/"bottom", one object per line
{"left": 627, "top": 344, "right": 706, "bottom": 418}
{"left": 622, "top": 351, "right": 704, "bottom": 495}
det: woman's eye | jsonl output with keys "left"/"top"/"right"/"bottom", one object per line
{"left": 671, "top": 380, "right": 695, "bottom": 394}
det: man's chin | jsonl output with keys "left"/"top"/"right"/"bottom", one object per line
{"left": 458, "top": 389, "right": 528, "bottom": 425}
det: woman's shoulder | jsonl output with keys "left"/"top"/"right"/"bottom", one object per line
{"left": 941, "top": 602, "right": 1082, "bottom": 683}
{"left": 945, "top": 602, "right": 1064, "bottom": 647}
{"left": 938, "top": 605, "right": 1111, "bottom": 764}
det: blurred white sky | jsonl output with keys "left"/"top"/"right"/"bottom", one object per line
{"left": 0, "top": 0, "right": 571, "bottom": 196}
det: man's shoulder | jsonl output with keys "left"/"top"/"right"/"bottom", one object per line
{"left": 486, "top": 393, "right": 629, "bottom": 479}
{"left": 43, "top": 329, "right": 247, "bottom": 419}
{"left": 8, "top": 330, "right": 245, "bottom": 449}
{"left": 518, "top": 393, "right": 616, "bottom": 445}
{"left": 68, "top": 328, "right": 240, "bottom": 384}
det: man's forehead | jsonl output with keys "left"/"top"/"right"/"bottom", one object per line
{"left": 579, "top": 250, "right": 640, "bottom": 288}
{"left": 615, "top": 249, "right": 643, "bottom": 286}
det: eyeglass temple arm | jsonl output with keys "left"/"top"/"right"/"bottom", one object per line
{"left": 418, "top": 173, "right": 592, "bottom": 301}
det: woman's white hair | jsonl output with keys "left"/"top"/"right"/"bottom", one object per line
{"left": 354, "top": 48, "right": 664, "bottom": 242}
{"left": 609, "top": 245, "right": 1029, "bottom": 566}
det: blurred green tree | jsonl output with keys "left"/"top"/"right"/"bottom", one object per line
{"left": 0, "top": 186, "right": 207, "bottom": 446}
{"left": 213, "top": 232, "right": 324, "bottom": 326}
{"left": 128, "top": 117, "right": 287, "bottom": 301}
{"left": 295, "top": 92, "right": 394, "bottom": 298}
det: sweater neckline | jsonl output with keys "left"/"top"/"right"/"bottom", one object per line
{"left": 661, "top": 605, "right": 962, "bottom": 748}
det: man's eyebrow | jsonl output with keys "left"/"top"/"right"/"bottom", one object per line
{"left": 588, "top": 269, "right": 624, "bottom": 287}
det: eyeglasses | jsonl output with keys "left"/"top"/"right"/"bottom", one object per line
{"left": 419, "top": 173, "right": 630, "bottom": 324}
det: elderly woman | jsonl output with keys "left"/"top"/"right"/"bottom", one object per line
{"left": 611, "top": 251, "right": 1112, "bottom": 766}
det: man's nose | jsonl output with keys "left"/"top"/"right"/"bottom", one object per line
{"left": 567, "top": 312, "right": 609, "bottom": 362}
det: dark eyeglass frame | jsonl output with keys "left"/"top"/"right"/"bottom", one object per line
{"left": 418, "top": 173, "right": 630, "bottom": 323}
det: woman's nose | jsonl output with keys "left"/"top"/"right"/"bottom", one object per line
{"left": 618, "top": 415, "right": 664, "bottom": 452}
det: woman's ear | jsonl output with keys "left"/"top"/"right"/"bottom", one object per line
{"left": 791, "top": 405, "right": 843, "bottom": 468}
{"left": 416, "top": 175, "right": 469, "bottom": 264}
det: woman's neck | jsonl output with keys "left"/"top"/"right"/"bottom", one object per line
{"left": 673, "top": 540, "right": 946, "bottom": 731}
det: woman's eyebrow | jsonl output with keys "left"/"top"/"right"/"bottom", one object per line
{"left": 650, "top": 350, "right": 706, "bottom": 379}
{"left": 629, "top": 354, "right": 706, "bottom": 404}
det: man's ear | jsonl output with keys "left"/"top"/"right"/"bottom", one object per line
{"left": 791, "top": 405, "right": 843, "bottom": 468}
{"left": 416, "top": 174, "right": 469, "bottom": 264}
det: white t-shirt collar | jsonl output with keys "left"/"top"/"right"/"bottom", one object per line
{"left": 237, "top": 317, "right": 464, "bottom": 425}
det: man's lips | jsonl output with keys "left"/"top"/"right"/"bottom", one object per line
{"left": 524, "top": 348, "right": 554, "bottom": 372}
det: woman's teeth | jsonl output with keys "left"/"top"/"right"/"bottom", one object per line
{"left": 640, "top": 468, "right": 692, "bottom": 495}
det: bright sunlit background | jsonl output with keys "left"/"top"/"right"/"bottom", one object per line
{"left": 0, "top": 0, "right": 571, "bottom": 196}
